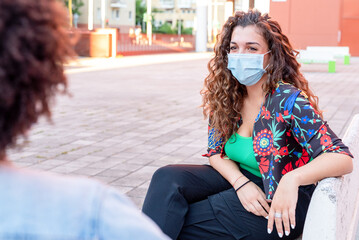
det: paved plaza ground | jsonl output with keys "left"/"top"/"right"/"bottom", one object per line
{"left": 9, "top": 52, "right": 359, "bottom": 214}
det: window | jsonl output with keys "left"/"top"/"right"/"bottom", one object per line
{"left": 129, "top": 11, "right": 132, "bottom": 20}
{"left": 97, "top": 8, "right": 101, "bottom": 20}
{"left": 112, "top": 9, "right": 120, "bottom": 19}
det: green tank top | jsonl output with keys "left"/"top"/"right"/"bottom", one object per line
{"left": 224, "top": 133, "right": 262, "bottom": 177}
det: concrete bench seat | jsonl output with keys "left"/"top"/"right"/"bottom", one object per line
{"left": 299, "top": 114, "right": 359, "bottom": 240}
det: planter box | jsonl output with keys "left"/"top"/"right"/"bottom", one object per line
{"left": 74, "top": 28, "right": 118, "bottom": 57}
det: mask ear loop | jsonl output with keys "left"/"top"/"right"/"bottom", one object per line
{"left": 264, "top": 63, "right": 270, "bottom": 71}
{"left": 264, "top": 51, "right": 272, "bottom": 90}
{"left": 263, "top": 50, "right": 272, "bottom": 71}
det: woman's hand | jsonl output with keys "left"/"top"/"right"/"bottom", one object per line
{"left": 235, "top": 179, "right": 270, "bottom": 218}
{"left": 267, "top": 173, "right": 299, "bottom": 238}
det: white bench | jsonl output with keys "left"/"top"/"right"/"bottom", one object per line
{"left": 297, "top": 46, "right": 351, "bottom": 73}
{"left": 307, "top": 46, "right": 351, "bottom": 65}
{"left": 297, "top": 50, "right": 336, "bottom": 73}
{"left": 301, "top": 114, "right": 359, "bottom": 240}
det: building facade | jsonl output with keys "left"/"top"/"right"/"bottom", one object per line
{"left": 151, "top": 0, "right": 196, "bottom": 29}
{"left": 152, "top": 0, "right": 238, "bottom": 41}
{"left": 77, "top": 0, "right": 135, "bottom": 33}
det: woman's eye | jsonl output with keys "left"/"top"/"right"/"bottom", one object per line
{"left": 230, "top": 46, "right": 236, "bottom": 50}
{"left": 249, "top": 47, "right": 257, "bottom": 51}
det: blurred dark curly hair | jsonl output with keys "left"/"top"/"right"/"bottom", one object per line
{"left": 0, "top": 0, "right": 75, "bottom": 158}
{"left": 201, "top": 10, "right": 322, "bottom": 143}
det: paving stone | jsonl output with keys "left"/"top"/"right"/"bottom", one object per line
{"left": 126, "top": 187, "right": 148, "bottom": 199}
{"left": 91, "top": 175, "right": 118, "bottom": 184}
{"left": 111, "top": 163, "right": 142, "bottom": 172}
{"left": 37, "top": 159, "right": 69, "bottom": 166}
{"left": 14, "top": 157, "right": 43, "bottom": 164}
{"left": 75, "top": 132, "right": 97, "bottom": 137}
{"left": 51, "top": 165, "right": 81, "bottom": 174}
{"left": 74, "top": 155, "right": 106, "bottom": 163}
{"left": 52, "top": 154, "right": 84, "bottom": 161}
{"left": 111, "top": 152, "right": 142, "bottom": 160}
{"left": 15, "top": 162, "right": 34, "bottom": 168}
{"left": 111, "top": 176, "right": 148, "bottom": 188}
{"left": 96, "top": 169, "right": 131, "bottom": 178}
{"left": 61, "top": 160, "right": 91, "bottom": 168}
{"left": 124, "top": 166, "right": 160, "bottom": 181}
{"left": 71, "top": 140, "right": 96, "bottom": 146}
{"left": 72, "top": 167, "right": 105, "bottom": 176}
{"left": 114, "top": 186, "right": 134, "bottom": 195}
{"left": 89, "top": 147, "right": 123, "bottom": 157}
{"left": 122, "top": 144, "right": 158, "bottom": 154}
{"left": 86, "top": 157, "right": 123, "bottom": 168}
{"left": 28, "top": 164, "right": 57, "bottom": 171}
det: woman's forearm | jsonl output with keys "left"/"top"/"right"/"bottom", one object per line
{"left": 285, "top": 152, "right": 353, "bottom": 186}
{"left": 209, "top": 154, "right": 248, "bottom": 186}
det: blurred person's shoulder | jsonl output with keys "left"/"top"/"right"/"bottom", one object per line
{"left": 0, "top": 164, "right": 169, "bottom": 240}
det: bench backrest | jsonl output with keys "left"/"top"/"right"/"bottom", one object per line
{"left": 302, "top": 114, "right": 359, "bottom": 240}
{"left": 298, "top": 50, "right": 335, "bottom": 62}
{"left": 307, "top": 46, "right": 350, "bottom": 57}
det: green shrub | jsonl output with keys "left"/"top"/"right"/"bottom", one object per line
{"left": 154, "top": 22, "right": 174, "bottom": 34}
{"left": 182, "top": 27, "right": 193, "bottom": 35}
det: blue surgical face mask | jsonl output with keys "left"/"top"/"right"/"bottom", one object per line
{"left": 227, "top": 51, "right": 271, "bottom": 86}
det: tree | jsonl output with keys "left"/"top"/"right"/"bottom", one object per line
{"left": 136, "top": 0, "right": 146, "bottom": 26}
{"left": 64, "top": 0, "right": 85, "bottom": 16}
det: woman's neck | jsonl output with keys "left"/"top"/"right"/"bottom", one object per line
{"left": 245, "top": 76, "right": 267, "bottom": 105}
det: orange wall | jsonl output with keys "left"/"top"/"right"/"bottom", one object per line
{"left": 269, "top": 0, "right": 359, "bottom": 56}
{"left": 269, "top": 0, "right": 341, "bottom": 49}
{"left": 340, "top": 0, "right": 359, "bottom": 55}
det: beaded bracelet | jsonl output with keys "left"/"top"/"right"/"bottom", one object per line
{"left": 231, "top": 175, "right": 244, "bottom": 187}
{"left": 235, "top": 180, "right": 251, "bottom": 192}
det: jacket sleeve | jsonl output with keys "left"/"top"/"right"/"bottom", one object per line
{"left": 202, "top": 119, "right": 224, "bottom": 158}
{"left": 289, "top": 91, "right": 353, "bottom": 159}
{"left": 98, "top": 186, "right": 170, "bottom": 240}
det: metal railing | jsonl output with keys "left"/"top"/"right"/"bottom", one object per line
{"left": 118, "top": 33, "right": 195, "bottom": 56}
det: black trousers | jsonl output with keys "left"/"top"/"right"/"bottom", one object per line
{"left": 142, "top": 164, "right": 315, "bottom": 240}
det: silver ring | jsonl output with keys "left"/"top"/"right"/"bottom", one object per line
{"left": 274, "top": 212, "right": 282, "bottom": 218}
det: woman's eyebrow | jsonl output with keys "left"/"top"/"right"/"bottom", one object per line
{"left": 230, "top": 41, "right": 237, "bottom": 45}
{"left": 246, "top": 42, "right": 261, "bottom": 46}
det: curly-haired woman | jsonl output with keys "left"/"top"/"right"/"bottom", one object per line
{"left": 0, "top": 0, "right": 169, "bottom": 239}
{"left": 142, "top": 10, "right": 353, "bottom": 240}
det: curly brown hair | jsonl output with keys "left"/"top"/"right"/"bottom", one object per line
{"left": 201, "top": 10, "right": 322, "bottom": 143}
{"left": 0, "top": 0, "right": 75, "bottom": 159}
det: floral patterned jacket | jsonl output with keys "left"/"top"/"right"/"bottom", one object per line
{"left": 204, "top": 81, "right": 353, "bottom": 199}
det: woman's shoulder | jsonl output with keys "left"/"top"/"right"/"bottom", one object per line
{"left": 268, "top": 81, "right": 307, "bottom": 116}
{"left": 271, "top": 81, "right": 310, "bottom": 104}
{"left": 273, "top": 81, "right": 302, "bottom": 97}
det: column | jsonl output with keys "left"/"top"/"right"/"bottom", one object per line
{"left": 88, "top": 0, "right": 94, "bottom": 30}
{"left": 195, "top": 0, "right": 208, "bottom": 52}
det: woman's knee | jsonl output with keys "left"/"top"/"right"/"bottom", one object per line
{"left": 151, "top": 165, "right": 187, "bottom": 185}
